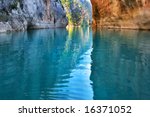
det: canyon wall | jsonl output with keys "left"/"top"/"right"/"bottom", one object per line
{"left": 0, "top": 0, "right": 92, "bottom": 33}
{"left": 91, "top": 0, "right": 150, "bottom": 30}
{"left": 0, "top": 0, "right": 68, "bottom": 32}
{"left": 1, "top": 0, "right": 149, "bottom": 32}
{"left": 61, "top": 0, "right": 92, "bottom": 26}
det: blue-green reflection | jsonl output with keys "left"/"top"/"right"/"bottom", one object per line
{"left": 0, "top": 27, "right": 93, "bottom": 100}
{"left": 0, "top": 28, "right": 150, "bottom": 100}
{"left": 91, "top": 29, "right": 150, "bottom": 100}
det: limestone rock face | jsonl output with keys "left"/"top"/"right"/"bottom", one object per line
{"left": 91, "top": 0, "right": 150, "bottom": 30}
{"left": 0, "top": 0, "right": 68, "bottom": 32}
{"left": 61, "top": 0, "right": 92, "bottom": 26}
{"left": 0, "top": 22, "right": 12, "bottom": 33}
{"left": 22, "top": 0, "right": 68, "bottom": 28}
{"left": 79, "top": 0, "right": 92, "bottom": 25}
{"left": 50, "top": 0, "right": 68, "bottom": 27}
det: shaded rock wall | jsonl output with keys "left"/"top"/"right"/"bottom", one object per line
{"left": 91, "top": 0, "right": 150, "bottom": 30}
{"left": 0, "top": 0, "right": 68, "bottom": 32}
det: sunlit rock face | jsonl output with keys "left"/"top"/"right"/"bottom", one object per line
{"left": 0, "top": 0, "right": 68, "bottom": 32}
{"left": 61, "top": 0, "right": 92, "bottom": 26}
{"left": 91, "top": 0, "right": 150, "bottom": 30}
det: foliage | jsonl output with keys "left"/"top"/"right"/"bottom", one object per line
{"left": 9, "top": 0, "right": 20, "bottom": 10}
{"left": 61, "top": 0, "right": 90, "bottom": 26}
{"left": 0, "top": 12, "right": 9, "bottom": 22}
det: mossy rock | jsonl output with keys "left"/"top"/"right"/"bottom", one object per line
{"left": 0, "top": 12, "right": 9, "bottom": 22}
{"left": 9, "top": 0, "right": 19, "bottom": 10}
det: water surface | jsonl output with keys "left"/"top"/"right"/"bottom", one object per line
{"left": 0, "top": 28, "right": 150, "bottom": 100}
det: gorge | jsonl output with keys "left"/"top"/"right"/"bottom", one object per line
{"left": 0, "top": 0, "right": 150, "bottom": 33}
{"left": 0, "top": 0, "right": 150, "bottom": 100}
{"left": 0, "top": 0, "right": 92, "bottom": 32}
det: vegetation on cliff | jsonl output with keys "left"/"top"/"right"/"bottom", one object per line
{"left": 0, "top": 0, "right": 150, "bottom": 31}
{"left": 61, "top": 0, "right": 92, "bottom": 26}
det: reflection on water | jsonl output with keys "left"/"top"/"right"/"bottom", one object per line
{"left": 0, "top": 28, "right": 150, "bottom": 100}
{"left": 91, "top": 29, "right": 150, "bottom": 100}
{"left": 0, "top": 28, "right": 93, "bottom": 100}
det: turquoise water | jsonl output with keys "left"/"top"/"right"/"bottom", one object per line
{"left": 0, "top": 28, "right": 150, "bottom": 100}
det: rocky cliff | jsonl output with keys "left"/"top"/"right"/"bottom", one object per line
{"left": 61, "top": 0, "right": 92, "bottom": 26}
{"left": 2, "top": 0, "right": 149, "bottom": 32}
{"left": 91, "top": 0, "right": 150, "bottom": 30}
{"left": 0, "top": 0, "right": 68, "bottom": 32}
{"left": 0, "top": 0, "right": 92, "bottom": 33}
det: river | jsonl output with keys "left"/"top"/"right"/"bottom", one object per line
{"left": 0, "top": 28, "right": 150, "bottom": 100}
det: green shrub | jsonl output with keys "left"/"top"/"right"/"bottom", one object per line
{"left": 9, "top": 0, "right": 18, "bottom": 10}
{"left": 0, "top": 13, "right": 9, "bottom": 22}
